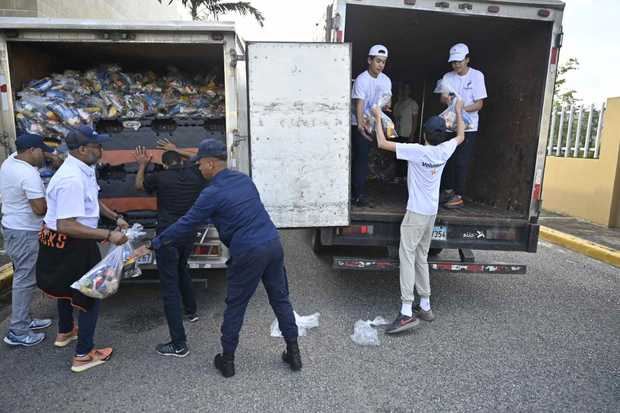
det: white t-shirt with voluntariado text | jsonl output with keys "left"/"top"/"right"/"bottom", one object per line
{"left": 0, "top": 153, "right": 46, "bottom": 231}
{"left": 442, "top": 67, "right": 487, "bottom": 132}
{"left": 396, "top": 139, "right": 459, "bottom": 215}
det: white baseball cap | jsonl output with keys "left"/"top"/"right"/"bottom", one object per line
{"left": 368, "top": 44, "right": 388, "bottom": 59}
{"left": 448, "top": 43, "right": 469, "bottom": 62}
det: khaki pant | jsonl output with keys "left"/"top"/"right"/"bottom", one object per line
{"left": 399, "top": 210, "right": 436, "bottom": 303}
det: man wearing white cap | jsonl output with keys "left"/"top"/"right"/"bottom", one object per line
{"left": 439, "top": 43, "right": 487, "bottom": 209}
{"left": 350, "top": 44, "right": 392, "bottom": 207}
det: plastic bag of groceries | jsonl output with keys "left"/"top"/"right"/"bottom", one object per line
{"left": 71, "top": 224, "right": 146, "bottom": 299}
{"left": 363, "top": 94, "right": 397, "bottom": 139}
{"left": 433, "top": 79, "right": 474, "bottom": 131}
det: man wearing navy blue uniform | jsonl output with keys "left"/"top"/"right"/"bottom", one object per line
{"left": 137, "top": 139, "right": 301, "bottom": 377}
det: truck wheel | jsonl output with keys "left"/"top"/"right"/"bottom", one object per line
{"left": 428, "top": 248, "right": 443, "bottom": 257}
{"left": 312, "top": 229, "right": 325, "bottom": 254}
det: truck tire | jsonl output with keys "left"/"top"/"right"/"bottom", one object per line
{"left": 428, "top": 248, "right": 443, "bottom": 257}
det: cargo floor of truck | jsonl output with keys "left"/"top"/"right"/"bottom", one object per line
{"left": 352, "top": 182, "right": 526, "bottom": 223}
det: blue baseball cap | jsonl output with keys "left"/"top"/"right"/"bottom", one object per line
{"left": 191, "top": 139, "right": 227, "bottom": 162}
{"left": 15, "top": 133, "right": 53, "bottom": 153}
{"left": 423, "top": 116, "right": 447, "bottom": 134}
{"left": 64, "top": 125, "right": 110, "bottom": 150}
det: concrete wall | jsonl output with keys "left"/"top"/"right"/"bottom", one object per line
{"left": 0, "top": 0, "right": 190, "bottom": 19}
{"left": 543, "top": 97, "right": 620, "bottom": 227}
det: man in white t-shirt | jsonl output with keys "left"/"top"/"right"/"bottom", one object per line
{"left": 393, "top": 82, "right": 419, "bottom": 141}
{"left": 439, "top": 43, "right": 487, "bottom": 209}
{"left": 351, "top": 44, "right": 392, "bottom": 207}
{"left": 372, "top": 101, "right": 465, "bottom": 334}
{"left": 1, "top": 134, "right": 54, "bottom": 347}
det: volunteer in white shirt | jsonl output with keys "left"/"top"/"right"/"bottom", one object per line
{"left": 36, "top": 126, "right": 129, "bottom": 373}
{"left": 439, "top": 43, "right": 487, "bottom": 209}
{"left": 393, "top": 82, "right": 419, "bottom": 141}
{"left": 372, "top": 101, "right": 465, "bottom": 334}
{"left": 0, "top": 134, "right": 54, "bottom": 347}
{"left": 351, "top": 44, "right": 392, "bottom": 207}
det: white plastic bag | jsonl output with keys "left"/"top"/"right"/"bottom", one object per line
{"left": 71, "top": 224, "right": 146, "bottom": 299}
{"left": 363, "top": 94, "right": 397, "bottom": 139}
{"left": 350, "top": 316, "right": 390, "bottom": 346}
{"left": 433, "top": 79, "right": 474, "bottom": 131}
{"left": 270, "top": 311, "right": 320, "bottom": 337}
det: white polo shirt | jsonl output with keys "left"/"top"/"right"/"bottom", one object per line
{"left": 44, "top": 154, "right": 100, "bottom": 231}
{"left": 0, "top": 153, "right": 46, "bottom": 231}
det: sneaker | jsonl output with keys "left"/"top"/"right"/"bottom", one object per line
{"left": 214, "top": 353, "right": 235, "bottom": 378}
{"left": 156, "top": 341, "right": 189, "bottom": 358}
{"left": 385, "top": 313, "right": 420, "bottom": 334}
{"left": 3, "top": 330, "right": 45, "bottom": 347}
{"left": 71, "top": 347, "right": 113, "bottom": 373}
{"left": 415, "top": 306, "right": 435, "bottom": 322}
{"left": 185, "top": 313, "right": 199, "bottom": 323}
{"left": 439, "top": 189, "right": 455, "bottom": 204}
{"left": 29, "top": 318, "right": 52, "bottom": 330}
{"left": 282, "top": 341, "right": 302, "bottom": 371}
{"left": 54, "top": 327, "right": 78, "bottom": 348}
{"left": 444, "top": 194, "right": 464, "bottom": 209}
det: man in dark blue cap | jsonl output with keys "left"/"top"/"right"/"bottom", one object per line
{"left": 136, "top": 138, "right": 302, "bottom": 377}
{"left": 1, "top": 133, "right": 54, "bottom": 347}
{"left": 371, "top": 102, "right": 464, "bottom": 334}
{"left": 36, "top": 126, "right": 130, "bottom": 373}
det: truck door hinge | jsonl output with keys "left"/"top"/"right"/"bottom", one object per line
{"left": 554, "top": 31, "right": 564, "bottom": 48}
{"left": 230, "top": 49, "right": 245, "bottom": 68}
{"left": 231, "top": 129, "right": 248, "bottom": 147}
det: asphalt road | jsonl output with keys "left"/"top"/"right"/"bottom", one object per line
{"left": 0, "top": 230, "right": 618, "bottom": 412}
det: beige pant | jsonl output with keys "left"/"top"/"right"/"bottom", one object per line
{"left": 399, "top": 210, "right": 436, "bottom": 303}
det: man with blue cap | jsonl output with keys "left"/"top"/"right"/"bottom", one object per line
{"left": 36, "top": 125, "right": 129, "bottom": 372}
{"left": 136, "top": 138, "right": 302, "bottom": 377}
{"left": 1, "top": 133, "right": 54, "bottom": 347}
{"left": 370, "top": 101, "right": 465, "bottom": 334}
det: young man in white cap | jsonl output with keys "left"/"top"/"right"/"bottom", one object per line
{"left": 439, "top": 43, "right": 487, "bottom": 209}
{"left": 372, "top": 101, "right": 465, "bottom": 334}
{"left": 350, "top": 44, "right": 392, "bottom": 207}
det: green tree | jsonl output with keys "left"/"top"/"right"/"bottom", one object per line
{"left": 553, "top": 57, "right": 580, "bottom": 108}
{"left": 158, "top": 0, "right": 264, "bottom": 26}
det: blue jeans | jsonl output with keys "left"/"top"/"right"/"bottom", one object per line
{"left": 3, "top": 228, "right": 39, "bottom": 336}
{"left": 155, "top": 240, "right": 197, "bottom": 345}
{"left": 221, "top": 238, "right": 298, "bottom": 354}
{"left": 57, "top": 298, "right": 100, "bottom": 355}
{"left": 351, "top": 126, "right": 372, "bottom": 200}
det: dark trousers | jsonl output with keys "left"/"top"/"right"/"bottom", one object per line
{"left": 221, "top": 238, "right": 298, "bottom": 355}
{"left": 57, "top": 298, "right": 100, "bottom": 355}
{"left": 352, "top": 126, "right": 372, "bottom": 200}
{"left": 441, "top": 131, "right": 478, "bottom": 195}
{"left": 155, "top": 240, "right": 197, "bottom": 345}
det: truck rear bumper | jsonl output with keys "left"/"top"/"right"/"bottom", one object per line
{"left": 333, "top": 256, "right": 527, "bottom": 274}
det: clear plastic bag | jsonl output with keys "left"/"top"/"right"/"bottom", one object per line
{"left": 71, "top": 224, "right": 146, "bottom": 299}
{"left": 270, "top": 311, "right": 320, "bottom": 337}
{"left": 433, "top": 79, "right": 474, "bottom": 131}
{"left": 350, "top": 316, "right": 390, "bottom": 346}
{"left": 364, "top": 94, "right": 397, "bottom": 139}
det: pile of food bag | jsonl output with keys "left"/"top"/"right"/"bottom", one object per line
{"left": 71, "top": 224, "right": 146, "bottom": 299}
{"left": 433, "top": 79, "right": 474, "bottom": 131}
{"left": 15, "top": 65, "right": 225, "bottom": 139}
{"left": 363, "top": 94, "right": 398, "bottom": 139}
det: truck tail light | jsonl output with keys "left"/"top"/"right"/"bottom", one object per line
{"left": 532, "top": 169, "right": 543, "bottom": 201}
{"left": 193, "top": 244, "right": 221, "bottom": 257}
{"left": 337, "top": 225, "right": 374, "bottom": 236}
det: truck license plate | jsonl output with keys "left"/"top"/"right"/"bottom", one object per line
{"left": 137, "top": 253, "right": 152, "bottom": 265}
{"left": 432, "top": 226, "right": 447, "bottom": 241}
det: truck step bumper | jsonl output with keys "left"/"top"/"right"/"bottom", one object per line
{"left": 332, "top": 256, "right": 526, "bottom": 274}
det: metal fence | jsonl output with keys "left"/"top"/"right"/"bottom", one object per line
{"left": 546, "top": 103, "right": 606, "bottom": 158}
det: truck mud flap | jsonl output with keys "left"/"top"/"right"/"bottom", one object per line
{"left": 332, "top": 256, "right": 526, "bottom": 274}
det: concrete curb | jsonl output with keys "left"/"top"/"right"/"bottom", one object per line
{"left": 0, "top": 263, "right": 13, "bottom": 294}
{"left": 540, "top": 226, "right": 620, "bottom": 268}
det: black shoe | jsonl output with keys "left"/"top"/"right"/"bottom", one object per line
{"left": 156, "top": 341, "right": 189, "bottom": 358}
{"left": 185, "top": 313, "right": 199, "bottom": 323}
{"left": 214, "top": 353, "right": 235, "bottom": 378}
{"left": 353, "top": 197, "right": 374, "bottom": 208}
{"left": 385, "top": 313, "right": 420, "bottom": 334}
{"left": 282, "top": 341, "right": 302, "bottom": 371}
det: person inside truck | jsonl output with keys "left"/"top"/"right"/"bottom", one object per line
{"left": 393, "top": 82, "right": 419, "bottom": 142}
{"left": 36, "top": 126, "right": 129, "bottom": 373}
{"left": 372, "top": 101, "right": 465, "bottom": 334}
{"left": 134, "top": 146, "right": 207, "bottom": 358}
{"left": 134, "top": 139, "right": 302, "bottom": 378}
{"left": 439, "top": 43, "right": 487, "bottom": 209}
{"left": 351, "top": 44, "right": 392, "bottom": 207}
